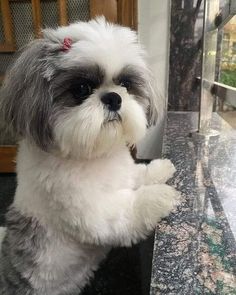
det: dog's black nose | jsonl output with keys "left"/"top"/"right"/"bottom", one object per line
{"left": 101, "top": 92, "right": 122, "bottom": 111}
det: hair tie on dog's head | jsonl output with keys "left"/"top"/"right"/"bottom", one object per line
{"left": 62, "top": 37, "right": 72, "bottom": 51}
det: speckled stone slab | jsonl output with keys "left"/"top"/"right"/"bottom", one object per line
{"left": 150, "top": 112, "right": 236, "bottom": 295}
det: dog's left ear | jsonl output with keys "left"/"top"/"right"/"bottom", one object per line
{"left": 144, "top": 68, "right": 164, "bottom": 127}
{"left": 0, "top": 38, "right": 62, "bottom": 149}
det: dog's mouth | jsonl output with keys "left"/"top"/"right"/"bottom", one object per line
{"left": 105, "top": 112, "right": 122, "bottom": 123}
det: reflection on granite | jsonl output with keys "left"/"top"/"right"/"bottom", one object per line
{"left": 150, "top": 112, "right": 236, "bottom": 295}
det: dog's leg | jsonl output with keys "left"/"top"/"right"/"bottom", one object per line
{"left": 135, "top": 159, "right": 176, "bottom": 187}
{"left": 78, "top": 184, "right": 179, "bottom": 247}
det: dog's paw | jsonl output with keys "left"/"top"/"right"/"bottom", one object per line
{"left": 136, "top": 184, "right": 180, "bottom": 230}
{"left": 154, "top": 184, "right": 180, "bottom": 217}
{"left": 146, "top": 159, "right": 176, "bottom": 184}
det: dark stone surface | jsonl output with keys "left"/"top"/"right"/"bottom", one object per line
{"left": 82, "top": 243, "right": 145, "bottom": 295}
{"left": 151, "top": 112, "right": 236, "bottom": 294}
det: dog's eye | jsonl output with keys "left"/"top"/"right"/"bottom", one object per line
{"left": 70, "top": 83, "right": 93, "bottom": 101}
{"left": 120, "top": 80, "right": 131, "bottom": 91}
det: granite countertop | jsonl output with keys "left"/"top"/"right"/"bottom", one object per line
{"left": 150, "top": 112, "right": 236, "bottom": 295}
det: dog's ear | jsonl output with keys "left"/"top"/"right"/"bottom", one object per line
{"left": 0, "top": 38, "right": 61, "bottom": 149}
{"left": 144, "top": 68, "right": 164, "bottom": 127}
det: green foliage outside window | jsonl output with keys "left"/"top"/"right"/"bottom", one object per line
{"left": 220, "top": 70, "right": 236, "bottom": 88}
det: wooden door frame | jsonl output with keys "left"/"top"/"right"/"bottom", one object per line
{"left": 0, "top": 146, "right": 17, "bottom": 173}
{"left": 90, "top": 0, "right": 138, "bottom": 30}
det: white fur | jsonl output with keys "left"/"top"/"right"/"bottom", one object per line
{"left": 14, "top": 142, "right": 179, "bottom": 241}
{"left": 44, "top": 17, "right": 147, "bottom": 77}
{"left": 146, "top": 159, "right": 176, "bottom": 184}
{"left": 43, "top": 17, "right": 162, "bottom": 126}
{"left": 1, "top": 18, "right": 179, "bottom": 294}
{"left": 12, "top": 139, "right": 179, "bottom": 292}
{"left": 54, "top": 86, "right": 147, "bottom": 159}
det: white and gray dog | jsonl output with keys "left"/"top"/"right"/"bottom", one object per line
{"left": 0, "top": 18, "right": 179, "bottom": 295}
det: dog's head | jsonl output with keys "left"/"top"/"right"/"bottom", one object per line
{"left": 0, "top": 18, "right": 162, "bottom": 159}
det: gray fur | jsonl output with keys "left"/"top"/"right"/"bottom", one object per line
{"left": 0, "top": 39, "right": 106, "bottom": 151}
{"left": 0, "top": 39, "right": 59, "bottom": 150}
{"left": 0, "top": 37, "right": 102, "bottom": 150}
{"left": 0, "top": 208, "right": 43, "bottom": 295}
{"left": 0, "top": 207, "right": 106, "bottom": 295}
{"left": 51, "top": 64, "right": 105, "bottom": 106}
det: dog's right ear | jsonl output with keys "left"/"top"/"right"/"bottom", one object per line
{"left": 0, "top": 38, "right": 61, "bottom": 148}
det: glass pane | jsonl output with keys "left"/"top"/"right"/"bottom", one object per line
{"left": 219, "top": 0, "right": 229, "bottom": 10}
{"left": 216, "top": 14, "right": 236, "bottom": 127}
{"left": 219, "top": 15, "right": 236, "bottom": 89}
{"left": 199, "top": 0, "right": 219, "bottom": 133}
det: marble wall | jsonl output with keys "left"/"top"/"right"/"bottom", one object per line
{"left": 168, "top": 0, "right": 204, "bottom": 111}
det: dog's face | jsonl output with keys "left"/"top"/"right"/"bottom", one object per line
{"left": 0, "top": 18, "right": 161, "bottom": 159}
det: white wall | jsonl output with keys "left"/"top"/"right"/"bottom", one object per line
{"left": 137, "top": 0, "right": 171, "bottom": 159}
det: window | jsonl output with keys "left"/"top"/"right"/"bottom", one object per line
{"left": 200, "top": 0, "right": 236, "bottom": 132}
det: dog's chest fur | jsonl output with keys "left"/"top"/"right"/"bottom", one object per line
{"left": 0, "top": 140, "right": 136, "bottom": 294}
{"left": 13, "top": 140, "right": 136, "bottom": 221}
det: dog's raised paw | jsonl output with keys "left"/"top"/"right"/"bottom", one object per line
{"left": 146, "top": 159, "right": 176, "bottom": 184}
{"left": 136, "top": 184, "right": 181, "bottom": 230}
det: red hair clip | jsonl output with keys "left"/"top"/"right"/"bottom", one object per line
{"left": 61, "top": 37, "right": 72, "bottom": 51}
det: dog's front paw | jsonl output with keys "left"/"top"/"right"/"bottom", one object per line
{"left": 153, "top": 184, "right": 180, "bottom": 218}
{"left": 146, "top": 159, "right": 176, "bottom": 184}
{"left": 136, "top": 184, "right": 180, "bottom": 230}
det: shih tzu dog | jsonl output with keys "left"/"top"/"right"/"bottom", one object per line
{"left": 0, "top": 18, "right": 179, "bottom": 295}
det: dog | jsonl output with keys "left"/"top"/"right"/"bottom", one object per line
{"left": 0, "top": 18, "right": 179, "bottom": 295}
